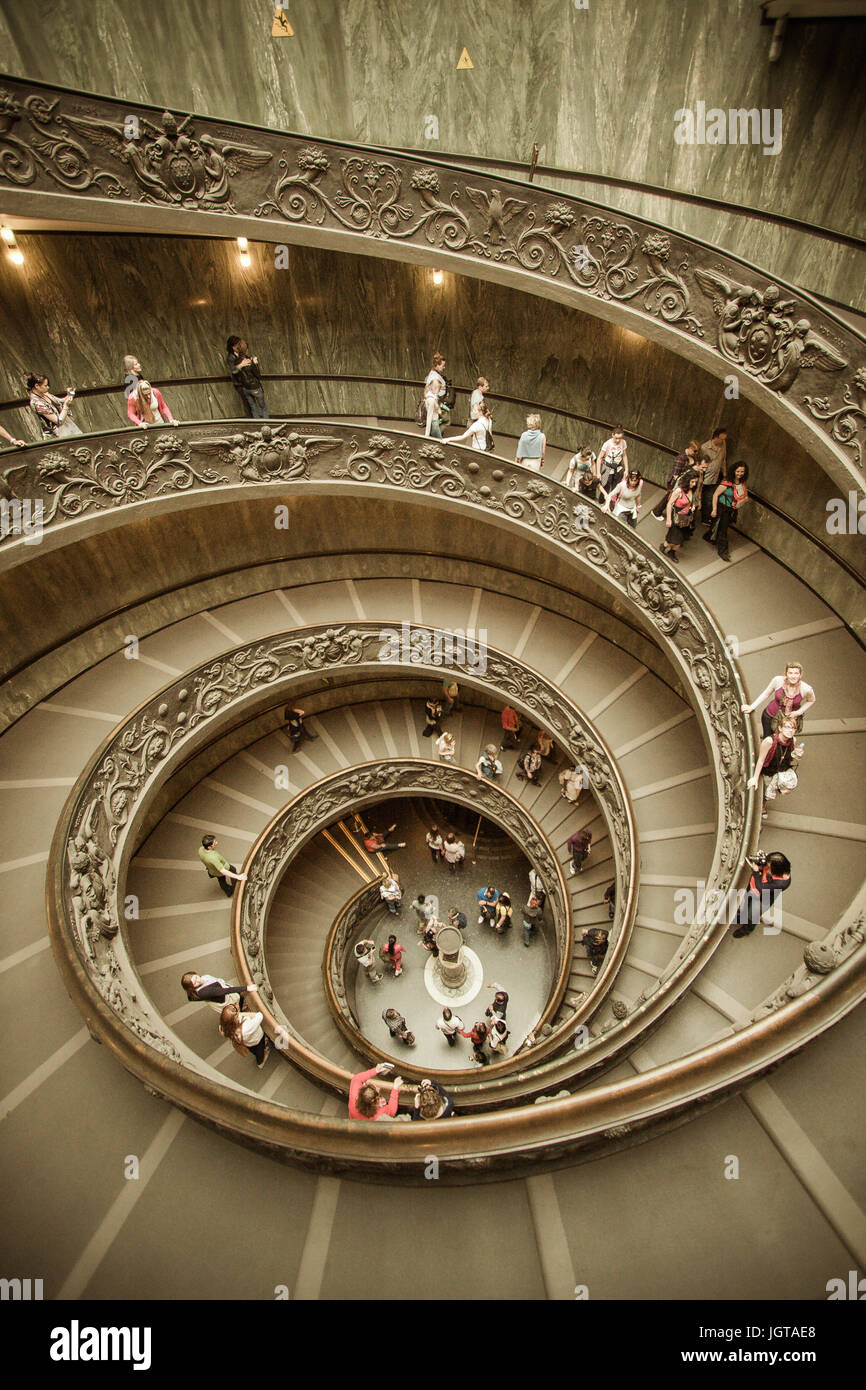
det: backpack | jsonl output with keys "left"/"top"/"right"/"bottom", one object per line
{"left": 484, "top": 424, "right": 495, "bottom": 451}
{"left": 443, "top": 379, "right": 457, "bottom": 410}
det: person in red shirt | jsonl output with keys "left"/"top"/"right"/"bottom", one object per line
{"left": 500, "top": 704, "right": 522, "bottom": 749}
{"left": 348, "top": 1064, "right": 403, "bottom": 1120}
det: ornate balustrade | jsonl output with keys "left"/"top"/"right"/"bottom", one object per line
{"left": 1, "top": 75, "right": 864, "bottom": 488}
{"left": 233, "top": 760, "right": 576, "bottom": 1089}
{"left": 50, "top": 626, "right": 638, "bottom": 1095}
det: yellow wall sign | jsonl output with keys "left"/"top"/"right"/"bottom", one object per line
{"left": 456, "top": 48, "right": 474, "bottom": 69}
{"left": 272, "top": 10, "right": 294, "bottom": 35}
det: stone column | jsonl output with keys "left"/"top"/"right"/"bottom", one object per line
{"left": 434, "top": 922, "right": 466, "bottom": 989}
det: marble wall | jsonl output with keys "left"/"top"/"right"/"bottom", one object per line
{"left": 0, "top": 0, "right": 864, "bottom": 308}
{"left": 0, "top": 233, "right": 861, "bottom": 589}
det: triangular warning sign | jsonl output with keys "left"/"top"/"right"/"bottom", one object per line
{"left": 456, "top": 48, "right": 474, "bottom": 69}
{"left": 272, "top": 10, "right": 294, "bottom": 35}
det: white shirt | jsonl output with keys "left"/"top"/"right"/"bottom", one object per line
{"left": 380, "top": 878, "right": 401, "bottom": 901}
{"left": 426, "top": 833, "right": 443, "bottom": 852}
{"left": 425, "top": 369, "right": 446, "bottom": 398}
{"left": 436, "top": 1013, "right": 463, "bottom": 1036}
{"left": 443, "top": 839, "right": 465, "bottom": 862}
{"left": 464, "top": 415, "right": 491, "bottom": 451}
{"left": 239, "top": 1012, "right": 264, "bottom": 1046}
{"left": 610, "top": 480, "right": 642, "bottom": 514}
{"left": 436, "top": 733, "right": 456, "bottom": 758}
{"left": 528, "top": 868, "right": 545, "bottom": 896}
{"left": 469, "top": 388, "right": 485, "bottom": 420}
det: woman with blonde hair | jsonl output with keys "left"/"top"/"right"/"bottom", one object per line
{"left": 742, "top": 660, "right": 816, "bottom": 737}
{"left": 127, "top": 379, "right": 177, "bottom": 427}
{"left": 516, "top": 413, "right": 546, "bottom": 471}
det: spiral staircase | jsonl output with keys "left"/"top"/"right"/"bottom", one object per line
{"left": 0, "top": 74, "right": 864, "bottom": 1301}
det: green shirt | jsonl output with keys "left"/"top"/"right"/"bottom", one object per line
{"left": 199, "top": 846, "right": 230, "bottom": 877}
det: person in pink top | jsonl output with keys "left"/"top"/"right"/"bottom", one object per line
{"left": 741, "top": 660, "right": 816, "bottom": 737}
{"left": 348, "top": 1063, "right": 404, "bottom": 1120}
{"left": 127, "top": 379, "right": 177, "bottom": 427}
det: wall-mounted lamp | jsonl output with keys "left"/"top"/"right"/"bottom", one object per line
{"left": 432, "top": 269, "right": 444, "bottom": 286}
{"left": 237, "top": 236, "right": 249, "bottom": 252}
{"left": 1, "top": 227, "right": 15, "bottom": 245}
{"left": 239, "top": 251, "right": 252, "bottom": 269}
{"left": 8, "top": 248, "right": 24, "bottom": 266}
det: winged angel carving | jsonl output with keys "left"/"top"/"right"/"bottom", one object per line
{"left": 694, "top": 269, "right": 846, "bottom": 392}
{"left": 64, "top": 109, "right": 272, "bottom": 209}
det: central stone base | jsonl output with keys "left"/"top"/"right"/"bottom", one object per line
{"left": 423, "top": 946, "right": 484, "bottom": 1007}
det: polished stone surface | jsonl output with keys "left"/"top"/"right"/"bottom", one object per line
{"left": 1, "top": 0, "right": 863, "bottom": 307}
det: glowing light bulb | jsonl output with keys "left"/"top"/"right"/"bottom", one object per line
{"left": 432, "top": 269, "right": 444, "bottom": 286}
{"left": 239, "top": 251, "right": 252, "bottom": 269}
{"left": 1, "top": 227, "right": 15, "bottom": 244}
{"left": 8, "top": 248, "right": 24, "bottom": 265}
{"left": 237, "top": 236, "right": 249, "bottom": 252}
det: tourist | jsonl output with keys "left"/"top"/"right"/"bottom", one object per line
{"left": 534, "top": 728, "right": 555, "bottom": 761}
{"left": 426, "top": 826, "right": 444, "bottom": 864}
{"left": 353, "top": 938, "right": 383, "bottom": 983}
{"left": 732, "top": 851, "right": 792, "bottom": 938}
{"left": 742, "top": 661, "right": 816, "bottom": 738}
{"left": 435, "top": 1007, "right": 464, "bottom": 1047}
{"left": 0, "top": 424, "right": 26, "bottom": 447}
{"left": 748, "top": 716, "right": 804, "bottom": 816}
{"left": 442, "top": 833, "right": 465, "bottom": 873}
{"left": 364, "top": 828, "right": 407, "bottom": 853}
{"left": 606, "top": 469, "right": 643, "bottom": 528}
{"left": 488, "top": 1019, "right": 510, "bottom": 1055}
{"left": 441, "top": 677, "right": 460, "bottom": 715}
{"left": 422, "top": 353, "right": 447, "bottom": 439}
{"left": 127, "top": 379, "right": 177, "bottom": 427}
{"left": 603, "top": 881, "right": 616, "bottom": 920}
{"left": 523, "top": 893, "right": 544, "bottom": 947}
{"left": 516, "top": 413, "right": 546, "bottom": 471}
{"left": 436, "top": 730, "right": 456, "bottom": 761}
{"left": 121, "top": 354, "right": 143, "bottom": 399}
{"left": 422, "top": 696, "right": 444, "bottom": 738}
{"left": 380, "top": 875, "right": 403, "bottom": 917}
{"left": 485, "top": 989, "right": 509, "bottom": 1021}
{"left": 412, "top": 1078, "right": 455, "bottom": 1120}
{"left": 500, "top": 704, "right": 522, "bottom": 750}
{"left": 219, "top": 1001, "right": 270, "bottom": 1069}
{"left": 660, "top": 469, "right": 699, "bottom": 564}
{"left": 475, "top": 743, "right": 503, "bottom": 781}
{"left": 382, "top": 1008, "right": 415, "bottom": 1045}
{"left": 226, "top": 335, "right": 269, "bottom": 419}
{"left": 559, "top": 764, "right": 586, "bottom": 805}
{"left": 705, "top": 461, "right": 749, "bottom": 563}
{"left": 477, "top": 884, "right": 499, "bottom": 926}
{"left": 449, "top": 401, "right": 493, "bottom": 450}
{"left": 182, "top": 973, "right": 258, "bottom": 1008}
{"left": 198, "top": 833, "right": 247, "bottom": 897}
{"left": 597, "top": 427, "right": 628, "bottom": 492}
{"left": 448, "top": 906, "right": 468, "bottom": 932}
{"left": 568, "top": 827, "right": 592, "bottom": 875}
{"left": 412, "top": 893, "right": 434, "bottom": 931}
{"left": 468, "top": 376, "right": 489, "bottom": 423}
{"left": 492, "top": 892, "right": 513, "bottom": 934}
{"left": 459, "top": 1020, "right": 490, "bottom": 1065}
{"left": 284, "top": 706, "right": 318, "bottom": 752}
{"left": 581, "top": 926, "right": 609, "bottom": 974}
{"left": 348, "top": 1063, "right": 403, "bottom": 1120}
{"left": 419, "top": 924, "right": 440, "bottom": 957}
{"left": 379, "top": 933, "right": 404, "bottom": 974}
{"left": 27, "top": 374, "right": 82, "bottom": 438}
{"left": 699, "top": 427, "right": 728, "bottom": 524}
{"left": 516, "top": 745, "right": 542, "bottom": 784}
{"left": 652, "top": 440, "right": 700, "bottom": 518}
{"left": 566, "top": 446, "right": 599, "bottom": 496}
{"left": 528, "top": 867, "right": 546, "bottom": 910}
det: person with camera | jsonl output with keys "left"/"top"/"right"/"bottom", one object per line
{"left": 354, "top": 938, "right": 383, "bottom": 983}
{"left": 348, "top": 1062, "right": 404, "bottom": 1120}
{"left": 27, "top": 373, "right": 82, "bottom": 438}
{"left": 732, "top": 850, "right": 792, "bottom": 938}
{"left": 412, "top": 1078, "right": 454, "bottom": 1120}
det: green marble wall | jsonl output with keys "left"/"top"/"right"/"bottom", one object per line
{"left": 0, "top": 0, "right": 863, "bottom": 307}
{"left": 0, "top": 232, "right": 860, "bottom": 590}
